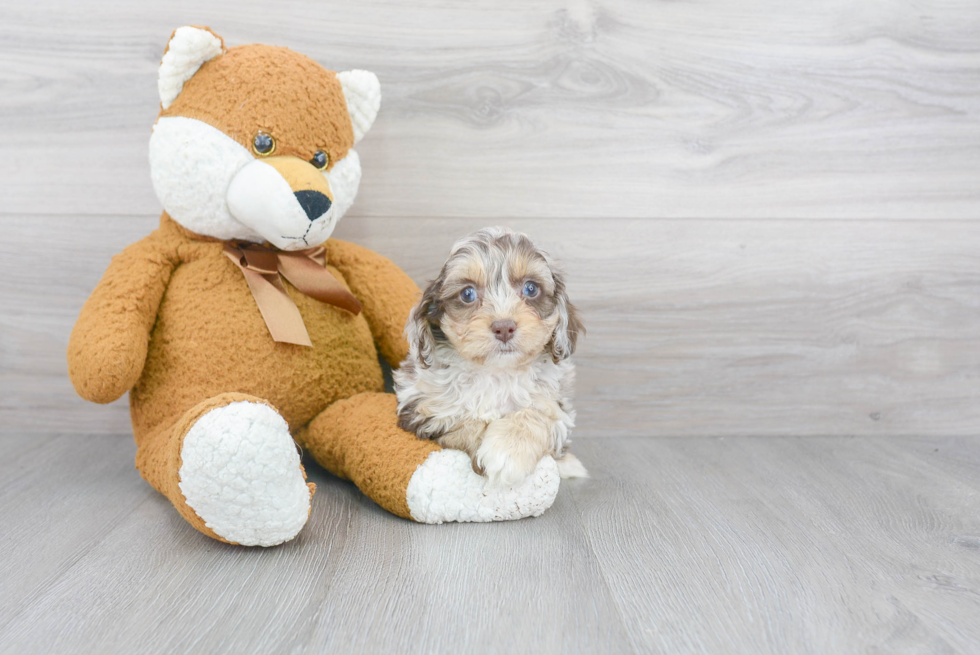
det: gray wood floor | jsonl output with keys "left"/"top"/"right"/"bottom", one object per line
{"left": 1, "top": 434, "right": 978, "bottom": 654}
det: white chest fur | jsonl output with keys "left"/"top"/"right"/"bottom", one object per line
{"left": 396, "top": 354, "right": 576, "bottom": 430}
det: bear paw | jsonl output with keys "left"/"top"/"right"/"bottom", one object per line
{"left": 405, "top": 450, "right": 560, "bottom": 524}
{"left": 178, "top": 401, "right": 312, "bottom": 546}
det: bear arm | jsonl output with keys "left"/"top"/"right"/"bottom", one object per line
{"left": 67, "top": 235, "right": 177, "bottom": 404}
{"left": 325, "top": 239, "right": 420, "bottom": 369}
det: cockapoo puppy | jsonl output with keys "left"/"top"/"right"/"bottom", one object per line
{"left": 394, "top": 227, "right": 589, "bottom": 487}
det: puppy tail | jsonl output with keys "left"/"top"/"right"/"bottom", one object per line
{"left": 556, "top": 452, "right": 589, "bottom": 479}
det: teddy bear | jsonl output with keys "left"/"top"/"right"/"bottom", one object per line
{"left": 67, "top": 26, "right": 560, "bottom": 547}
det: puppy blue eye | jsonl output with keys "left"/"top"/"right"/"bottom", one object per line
{"left": 523, "top": 281, "right": 539, "bottom": 298}
{"left": 460, "top": 286, "right": 477, "bottom": 303}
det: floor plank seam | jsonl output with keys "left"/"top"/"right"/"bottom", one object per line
{"left": 297, "top": 484, "right": 360, "bottom": 653}
{"left": 564, "top": 485, "right": 643, "bottom": 655}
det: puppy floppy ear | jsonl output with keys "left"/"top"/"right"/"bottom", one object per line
{"left": 158, "top": 26, "right": 225, "bottom": 110}
{"left": 549, "top": 271, "right": 584, "bottom": 363}
{"left": 406, "top": 279, "right": 443, "bottom": 369}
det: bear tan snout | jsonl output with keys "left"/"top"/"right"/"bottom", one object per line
{"left": 262, "top": 156, "right": 333, "bottom": 201}
{"left": 262, "top": 156, "right": 333, "bottom": 222}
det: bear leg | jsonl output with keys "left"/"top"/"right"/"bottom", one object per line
{"left": 136, "top": 393, "right": 315, "bottom": 546}
{"left": 295, "top": 392, "right": 560, "bottom": 523}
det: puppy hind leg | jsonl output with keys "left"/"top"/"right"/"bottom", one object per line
{"left": 556, "top": 452, "right": 590, "bottom": 479}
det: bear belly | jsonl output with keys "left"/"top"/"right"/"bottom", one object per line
{"left": 129, "top": 250, "right": 384, "bottom": 439}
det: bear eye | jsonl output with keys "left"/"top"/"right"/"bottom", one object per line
{"left": 311, "top": 150, "right": 329, "bottom": 170}
{"left": 460, "top": 286, "right": 478, "bottom": 304}
{"left": 522, "top": 281, "right": 539, "bottom": 298}
{"left": 252, "top": 132, "right": 276, "bottom": 156}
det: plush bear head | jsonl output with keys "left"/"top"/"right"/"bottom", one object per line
{"left": 148, "top": 26, "right": 380, "bottom": 250}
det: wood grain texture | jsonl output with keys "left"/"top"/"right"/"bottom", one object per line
{"left": 1, "top": 434, "right": 979, "bottom": 654}
{"left": 0, "top": 434, "right": 153, "bottom": 625}
{"left": 2, "top": 3, "right": 979, "bottom": 654}
{"left": 6, "top": 214, "right": 979, "bottom": 438}
{"left": 0, "top": 0, "right": 978, "bottom": 219}
{"left": 568, "top": 436, "right": 980, "bottom": 654}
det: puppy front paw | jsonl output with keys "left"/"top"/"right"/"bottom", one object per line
{"left": 477, "top": 439, "right": 541, "bottom": 488}
{"left": 476, "top": 411, "right": 551, "bottom": 488}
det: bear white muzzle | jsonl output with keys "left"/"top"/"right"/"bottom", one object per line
{"left": 227, "top": 157, "right": 336, "bottom": 251}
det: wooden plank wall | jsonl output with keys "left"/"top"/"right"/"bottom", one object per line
{"left": 1, "top": 0, "right": 978, "bottom": 438}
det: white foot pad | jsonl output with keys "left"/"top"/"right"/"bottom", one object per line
{"left": 178, "top": 401, "right": 311, "bottom": 546}
{"left": 406, "top": 450, "right": 560, "bottom": 524}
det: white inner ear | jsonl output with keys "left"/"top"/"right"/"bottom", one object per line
{"left": 337, "top": 70, "right": 381, "bottom": 143}
{"left": 159, "top": 27, "right": 223, "bottom": 109}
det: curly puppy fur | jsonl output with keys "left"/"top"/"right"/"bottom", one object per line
{"left": 394, "top": 227, "right": 588, "bottom": 487}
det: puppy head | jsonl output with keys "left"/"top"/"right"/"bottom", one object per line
{"left": 408, "top": 227, "right": 583, "bottom": 368}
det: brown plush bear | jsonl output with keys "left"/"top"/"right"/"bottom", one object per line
{"left": 67, "top": 27, "right": 559, "bottom": 546}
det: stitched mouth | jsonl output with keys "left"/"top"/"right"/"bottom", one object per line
{"left": 279, "top": 222, "right": 315, "bottom": 246}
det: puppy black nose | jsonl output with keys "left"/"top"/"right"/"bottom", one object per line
{"left": 491, "top": 319, "right": 517, "bottom": 343}
{"left": 294, "top": 190, "right": 332, "bottom": 221}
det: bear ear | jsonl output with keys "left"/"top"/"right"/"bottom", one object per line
{"left": 337, "top": 70, "right": 381, "bottom": 143}
{"left": 158, "top": 26, "right": 225, "bottom": 110}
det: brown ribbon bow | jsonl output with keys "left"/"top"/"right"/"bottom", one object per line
{"left": 223, "top": 242, "right": 362, "bottom": 347}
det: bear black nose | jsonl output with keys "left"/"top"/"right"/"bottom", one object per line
{"left": 294, "top": 190, "right": 332, "bottom": 221}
